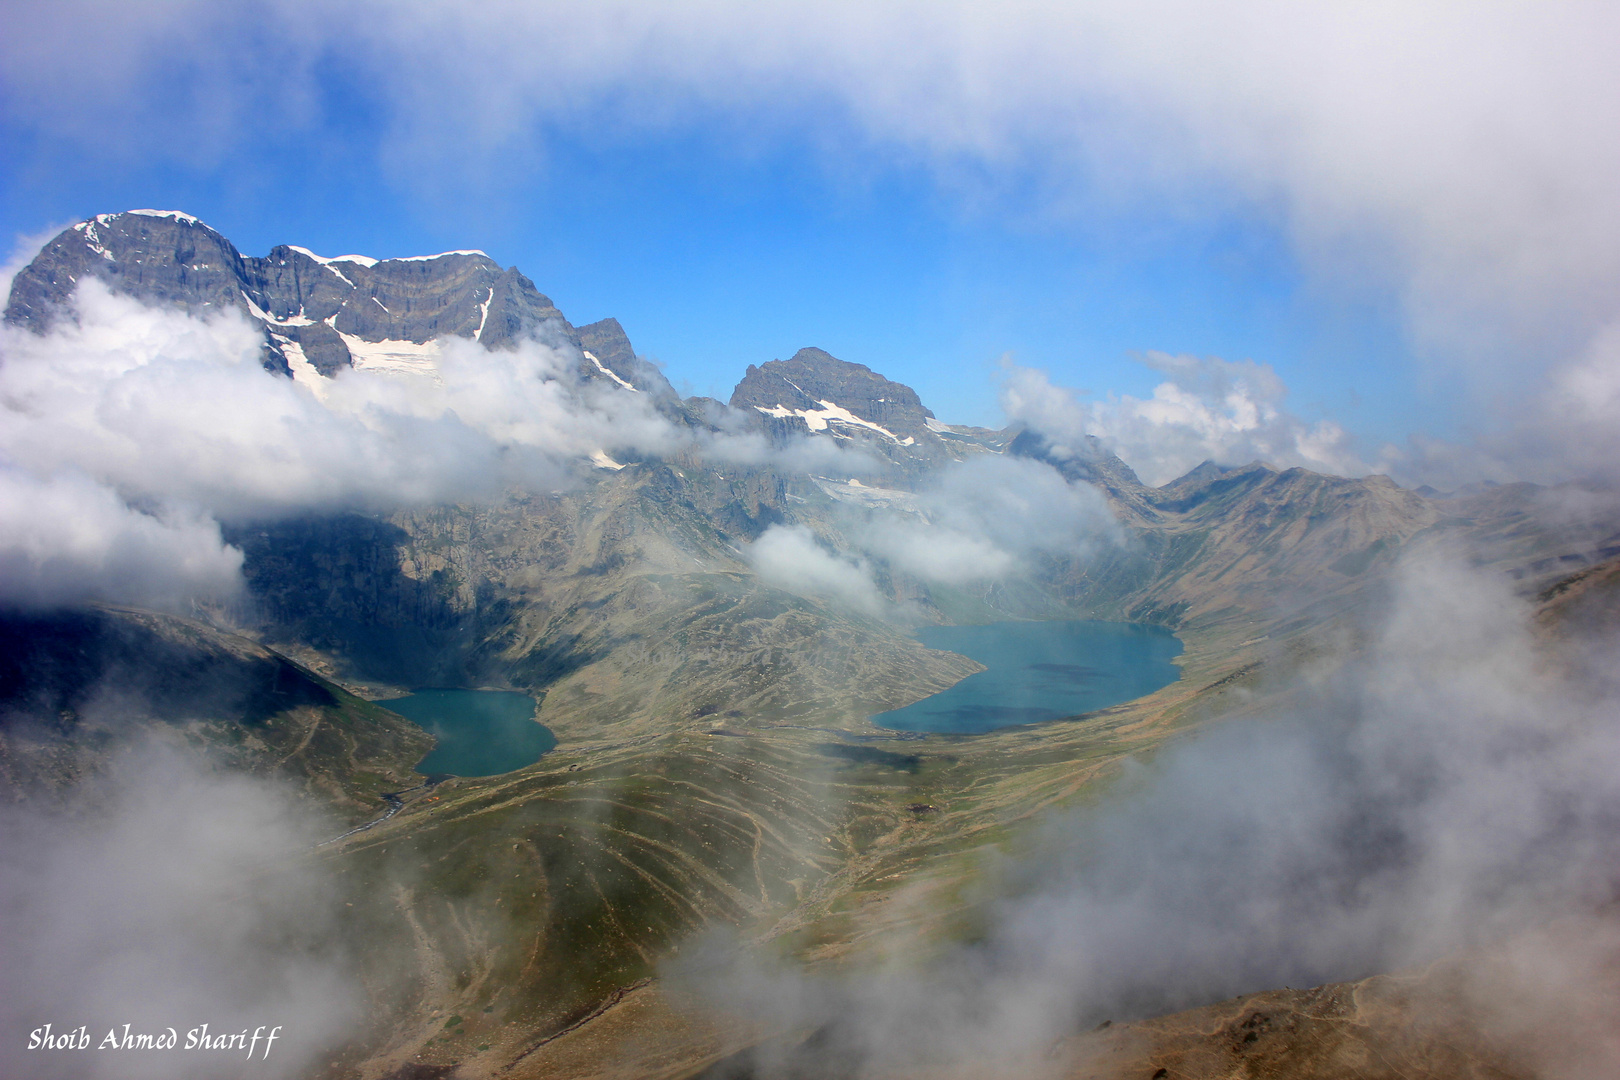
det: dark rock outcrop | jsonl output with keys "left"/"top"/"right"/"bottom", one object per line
{"left": 0, "top": 606, "right": 333, "bottom": 727}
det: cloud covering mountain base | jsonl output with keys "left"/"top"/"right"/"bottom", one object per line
{"left": 0, "top": 280, "right": 690, "bottom": 609}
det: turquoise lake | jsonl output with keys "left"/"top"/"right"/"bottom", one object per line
{"left": 871, "top": 621, "right": 1183, "bottom": 735}
{"left": 383, "top": 689, "right": 557, "bottom": 777}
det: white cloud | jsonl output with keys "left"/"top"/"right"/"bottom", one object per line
{"left": 0, "top": 468, "right": 243, "bottom": 610}
{"left": 864, "top": 454, "right": 1118, "bottom": 583}
{"left": 0, "top": 740, "right": 359, "bottom": 1079}
{"left": 0, "top": 281, "right": 696, "bottom": 607}
{"left": 1497, "top": 320, "right": 1620, "bottom": 484}
{"left": 747, "top": 458, "right": 1118, "bottom": 604}
{"left": 746, "top": 524, "right": 883, "bottom": 616}
{"left": 1001, "top": 354, "right": 1371, "bottom": 486}
{"left": 867, "top": 524, "right": 1013, "bottom": 587}
{"left": 1369, "top": 319, "right": 1620, "bottom": 488}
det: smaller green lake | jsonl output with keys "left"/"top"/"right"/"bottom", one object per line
{"left": 382, "top": 689, "right": 557, "bottom": 777}
{"left": 871, "top": 620, "right": 1183, "bottom": 734}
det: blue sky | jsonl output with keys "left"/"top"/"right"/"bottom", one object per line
{"left": 3, "top": 2, "right": 1615, "bottom": 484}
{"left": 0, "top": 76, "right": 1413, "bottom": 438}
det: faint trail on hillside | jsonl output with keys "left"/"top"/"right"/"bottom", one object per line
{"left": 501, "top": 978, "right": 655, "bottom": 1073}
{"left": 315, "top": 780, "right": 440, "bottom": 847}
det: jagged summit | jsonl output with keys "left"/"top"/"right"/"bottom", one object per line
{"left": 578, "top": 316, "right": 677, "bottom": 402}
{"left": 726, "top": 346, "right": 1016, "bottom": 471}
{"left": 1161, "top": 459, "right": 1235, "bottom": 491}
{"left": 730, "top": 347, "right": 936, "bottom": 443}
{"left": 3, "top": 210, "right": 668, "bottom": 396}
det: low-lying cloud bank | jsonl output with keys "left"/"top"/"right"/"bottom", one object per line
{"left": 870, "top": 454, "right": 1119, "bottom": 582}
{"left": 672, "top": 554, "right": 1620, "bottom": 1076}
{"left": 0, "top": 279, "right": 878, "bottom": 610}
{"left": 0, "top": 281, "right": 677, "bottom": 517}
{"left": 747, "top": 525, "right": 886, "bottom": 617}
{"left": 1, "top": 270, "right": 1133, "bottom": 615}
{"left": 746, "top": 454, "right": 1121, "bottom": 612}
{"left": 0, "top": 468, "right": 244, "bottom": 609}
{"left": 0, "top": 740, "right": 358, "bottom": 1080}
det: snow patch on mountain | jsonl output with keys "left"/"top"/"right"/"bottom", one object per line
{"left": 475, "top": 288, "right": 493, "bottom": 342}
{"left": 70, "top": 220, "right": 115, "bottom": 261}
{"left": 240, "top": 291, "right": 315, "bottom": 327}
{"left": 267, "top": 332, "right": 330, "bottom": 397}
{"left": 812, "top": 476, "right": 919, "bottom": 511}
{"left": 337, "top": 333, "right": 444, "bottom": 382}
{"left": 584, "top": 349, "right": 637, "bottom": 391}
{"left": 390, "top": 250, "right": 488, "bottom": 262}
{"left": 126, "top": 209, "right": 204, "bottom": 225}
{"left": 287, "top": 246, "right": 378, "bottom": 269}
{"left": 754, "top": 398, "right": 914, "bottom": 445}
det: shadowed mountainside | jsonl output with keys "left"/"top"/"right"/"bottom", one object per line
{"left": 0, "top": 606, "right": 429, "bottom": 818}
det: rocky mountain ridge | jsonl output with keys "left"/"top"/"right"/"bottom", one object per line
{"left": 3, "top": 210, "right": 675, "bottom": 397}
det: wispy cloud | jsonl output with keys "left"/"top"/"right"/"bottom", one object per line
{"left": 746, "top": 455, "right": 1120, "bottom": 614}
{"left": 0, "top": 739, "right": 359, "bottom": 1079}
{"left": 671, "top": 553, "right": 1620, "bottom": 1075}
{"left": 746, "top": 524, "right": 885, "bottom": 616}
{"left": 0, "top": 279, "right": 684, "bottom": 606}
{"left": 1001, "top": 354, "right": 1371, "bottom": 486}
{"left": 864, "top": 454, "right": 1119, "bottom": 582}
